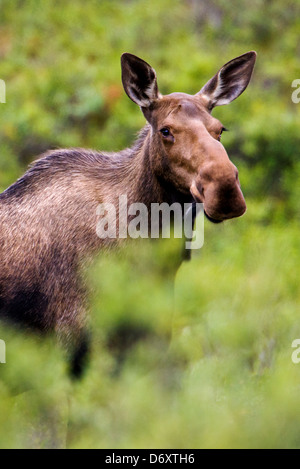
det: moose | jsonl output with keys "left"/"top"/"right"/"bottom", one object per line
{"left": 0, "top": 52, "right": 256, "bottom": 377}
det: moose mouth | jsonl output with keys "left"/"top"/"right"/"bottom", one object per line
{"left": 204, "top": 211, "right": 223, "bottom": 224}
{"left": 190, "top": 182, "right": 223, "bottom": 224}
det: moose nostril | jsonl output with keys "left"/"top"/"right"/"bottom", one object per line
{"left": 199, "top": 183, "right": 205, "bottom": 199}
{"left": 235, "top": 170, "right": 241, "bottom": 185}
{"left": 190, "top": 180, "right": 205, "bottom": 202}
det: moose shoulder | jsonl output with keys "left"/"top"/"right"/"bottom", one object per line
{"left": 0, "top": 52, "right": 256, "bottom": 377}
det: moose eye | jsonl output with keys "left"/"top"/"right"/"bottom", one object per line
{"left": 160, "top": 127, "right": 171, "bottom": 138}
{"left": 218, "top": 127, "right": 228, "bottom": 142}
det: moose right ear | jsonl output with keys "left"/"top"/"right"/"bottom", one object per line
{"left": 198, "top": 51, "right": 257, "bottom": 111}
{"left": 121, "top": 53, "right": 161, "bottom": 108}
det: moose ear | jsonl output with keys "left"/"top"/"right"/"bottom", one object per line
{"left": 198, "top": 51, "right": 257, "bottom": 111}
{"left": 121, "top": 53, "right": 160, "bottom": 108}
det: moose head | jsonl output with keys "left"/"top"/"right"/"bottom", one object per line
{"left": 121, "top": 51, "right": 256, "bottom": 223}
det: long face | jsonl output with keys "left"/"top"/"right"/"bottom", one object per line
{"left": 121, "top": 52, "right": 257, "bottom": 223}
{"left": 148, "top": 93, "right": 246, "bottom": 222}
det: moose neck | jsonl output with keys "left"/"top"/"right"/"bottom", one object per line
{"left": 120, "top": 125, "right": 190, "bottom": 209}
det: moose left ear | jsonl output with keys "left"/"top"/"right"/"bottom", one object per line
{"left": 121, "top": 53, "right": 161, "bottom": 108}
{"left": 198, "top": 51, "right": 257, "bottom": 111}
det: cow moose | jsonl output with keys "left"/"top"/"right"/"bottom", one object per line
{"left": 0, "top": 52, "right": 256, "bottom": 377}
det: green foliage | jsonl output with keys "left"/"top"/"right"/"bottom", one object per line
{"left": 1, "top": 216, "right": 300, "bottom": 449}
{"left": 0, "top": 0, "right": 300, "bottom": 449}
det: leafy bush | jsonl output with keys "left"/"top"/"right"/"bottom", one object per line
{"left": 0, "top": 0, "right": 300, "bottom": 449}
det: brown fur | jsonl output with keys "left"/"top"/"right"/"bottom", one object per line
{"left": 0, "top": 52, "right": 256, "bottom": 376}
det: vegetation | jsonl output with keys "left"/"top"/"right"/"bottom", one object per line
{"left": 0, "top": 0, "right": 300, "bottom": 449}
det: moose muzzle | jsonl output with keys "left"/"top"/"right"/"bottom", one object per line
{"left": 190, "top": 162, "right": 247, "bottom": 223}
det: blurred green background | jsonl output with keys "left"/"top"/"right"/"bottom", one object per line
{"left": 1, "top": 0, "right": 300, "bottom": 449}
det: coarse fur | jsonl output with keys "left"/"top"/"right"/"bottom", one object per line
{"left": 0, "top": 52, "right": 256, "bottom": 377}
